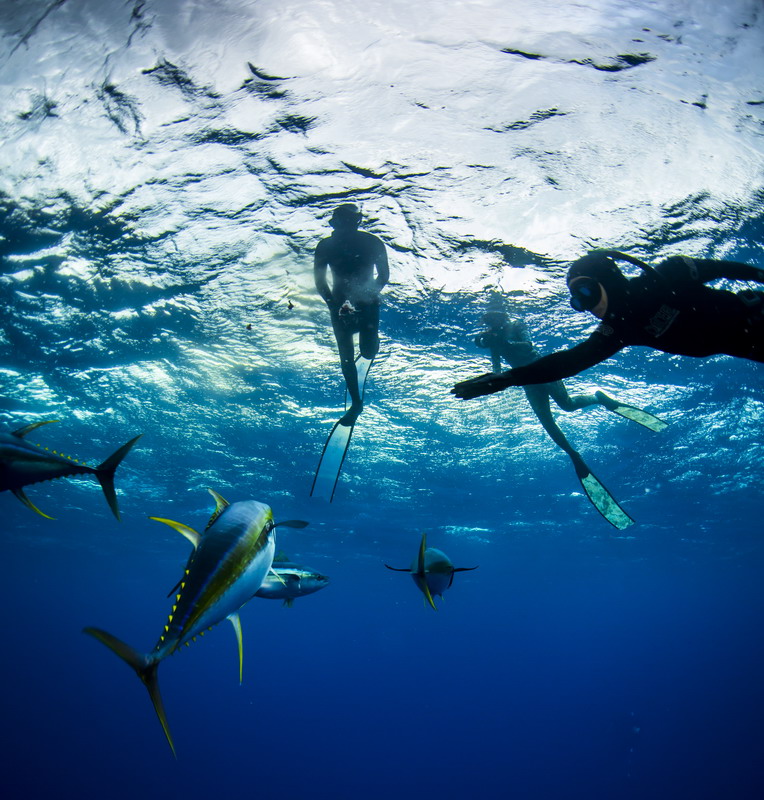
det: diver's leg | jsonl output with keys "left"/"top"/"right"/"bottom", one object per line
{"left": 547, "top": 381, "right": 598, "bottom": 412}
{"left": 358, "top": 303, "right": 380, "bottom": 361}
{"left": 524, "top": 387, "right": 580, "bottom": 458}
{"left": 525, "top": 387, "right": 633, "bottom": 529}
{"left": 548, "top": 379, "right": 667, "bottom": 432}
{"left": 330, "top": 314, "right": 362, "bottom": 418}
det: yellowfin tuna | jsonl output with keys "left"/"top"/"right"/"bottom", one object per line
{"left": 84, "top": 489, "right": 307, "bottom": 756}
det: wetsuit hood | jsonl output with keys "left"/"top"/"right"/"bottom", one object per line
{"left": 567, "top": 253, "right": 630, "bottom": 294}
{"left": 566, "top": 251, "right": 658, "bottom": 314}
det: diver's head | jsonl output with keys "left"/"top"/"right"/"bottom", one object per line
{"left": 329, "top": 203, "right": 362, "bottom": 230}
{"left": 481, "top": 310, "right": 509, "bottom": 330}
{"left": 567, "top": 253, "right": 629, "bottom": 317}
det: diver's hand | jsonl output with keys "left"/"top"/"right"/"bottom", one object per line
{"left": 451, "top": 371, "right": 513, "bottom": 400}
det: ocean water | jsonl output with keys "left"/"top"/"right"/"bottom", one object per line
{"left": 1, "top": 0, "right": 763, "bottom": 798}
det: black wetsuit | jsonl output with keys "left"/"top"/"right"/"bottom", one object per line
{"left": 505, "top": 257, "right": 764, "bottom": 386}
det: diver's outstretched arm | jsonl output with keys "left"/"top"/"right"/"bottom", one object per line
{"left": 452, "top": 335, "right": 621, "bottom": 398}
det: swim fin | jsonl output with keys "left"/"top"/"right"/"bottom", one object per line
{"left": 595, "top": 391, "right": 668, "bottom": 433}
{"left": 310, "top": 419, "right": 355, "bottom": 502}
{"left": 312, "top": 356, "right": 374, "bottom": 502}
{"left": 571, "top": 454, "right": 634, "bottom": 530}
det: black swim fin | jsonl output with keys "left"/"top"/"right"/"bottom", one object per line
{"left": 571, "top": 454, "right": 634, "bottom": 530}
{"left": 595, "top": 391, "right": 668, "bottom": 433}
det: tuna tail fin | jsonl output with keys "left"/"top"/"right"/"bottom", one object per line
{"left": 11, "top": 487, "right": 54, "bottom": 519}
{"left": 95, "top": 435, "right": 142, "bottom": 521}
{"left": 83, "top": 626, "right": 176, "bottom": 758}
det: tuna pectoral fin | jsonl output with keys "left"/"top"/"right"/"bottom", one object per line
{"left": 12, "top": 487, "right": 54, "bottom": 519}
{"left": 275, "top": 519, "right": 309, "bottom": 529}
{"left": 269, "top": 568, "right": 288, "bottom": 588}
{"left": 96, "top": 435, "right": 142, "bottom": 521}
{"left": 384, "top": 564, "right": 410, "bottom": 571}
{"left": 82, "top": 626, "right": 176, "bottom": 758}
{"left": 282, "top": 598, "right": 295, "bottom": 609}
{"left": 227, "top": 613, "right": 244, "bottom": 685}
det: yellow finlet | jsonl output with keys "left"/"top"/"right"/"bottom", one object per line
{"left": 228, "top": 612, "right": 244, "bottom": 684}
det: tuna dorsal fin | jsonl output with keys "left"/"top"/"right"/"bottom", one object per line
{"left": 416, "top": 533, "right": 427, "bottom": 575}
{"left": 12, "top": 420, "right": 57, "bottom": 438}
{"left": 417, "top": 534, "right": 437, "bottom": 610}
{"left": 228, "top": 613, "right": 244, "bottom": 684}
{"left": 149, "top": 516, "right": 201, "bottom": 548}
{"left": 206, "top": 488, "right": 230, "bottom": 530}
{"left": 12, "top": 487, "right": 54, "bottom": 519}
{"left": 274, "top": 550, "right": 290, "bottom": 562}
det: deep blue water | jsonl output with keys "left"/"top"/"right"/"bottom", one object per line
{"left": 2, "top": 1, "right": 764, "bottom": 798}
{"left": 4, "top": 508, "right": 764, "bottom": 799}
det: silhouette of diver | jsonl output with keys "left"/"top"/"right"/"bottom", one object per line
{"left": 453, "top": 251, "right": 764, "bottom": 400}
{"left": 474, "top": 309, "right": 667, "bottom": 529}
{"left": 314, "top": 204, "right": 389, "bottom": 425}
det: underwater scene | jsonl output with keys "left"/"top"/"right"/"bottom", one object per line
{"left": 1, "top": 0, "right": 763, "bottom": 798}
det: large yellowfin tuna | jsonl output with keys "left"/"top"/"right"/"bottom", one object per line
{"left": 84, "top": 489, "right": 308, "bottom": 756}
{"left": 385, "top": 533, "right": 478, "bottom": 610}
{"left": 0, "top": 420, "right": 141, "bottom": 520}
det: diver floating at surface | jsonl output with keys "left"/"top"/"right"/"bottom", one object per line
{"left": 452, "top": 251, "right": 764, "bottom": 402}
{"left": 385, "top": 533, "right": 478, "bottom": 610}
{"left": 314, "top": 203, "right": 389, "bottom": 426}
{"left": 471, "top": 309, "right": 668, "bottom": 529}
{"left": 311, "top": 203, "right": 389, "bottom": 502}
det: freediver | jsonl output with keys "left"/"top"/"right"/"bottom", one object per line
{"left": 472, "top": 309, "right": 667, "bottom": 528}
{"left": 314, "top": 203, "right": 389, "bottom": 425}
{"left": 452, "top": 251, "right": 764, "bottom": 401}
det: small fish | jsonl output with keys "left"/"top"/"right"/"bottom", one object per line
{"left": 385, "top": 533, "right": 478, "bottom": 610}
{"left": 255, "top": 552, "right": 330, "bottom": 607}
{"left": 0, "top": 420, "right": 141, "bottom": 520}
{"left": 84, "top": 489, "right": 308, "bottom": 756}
